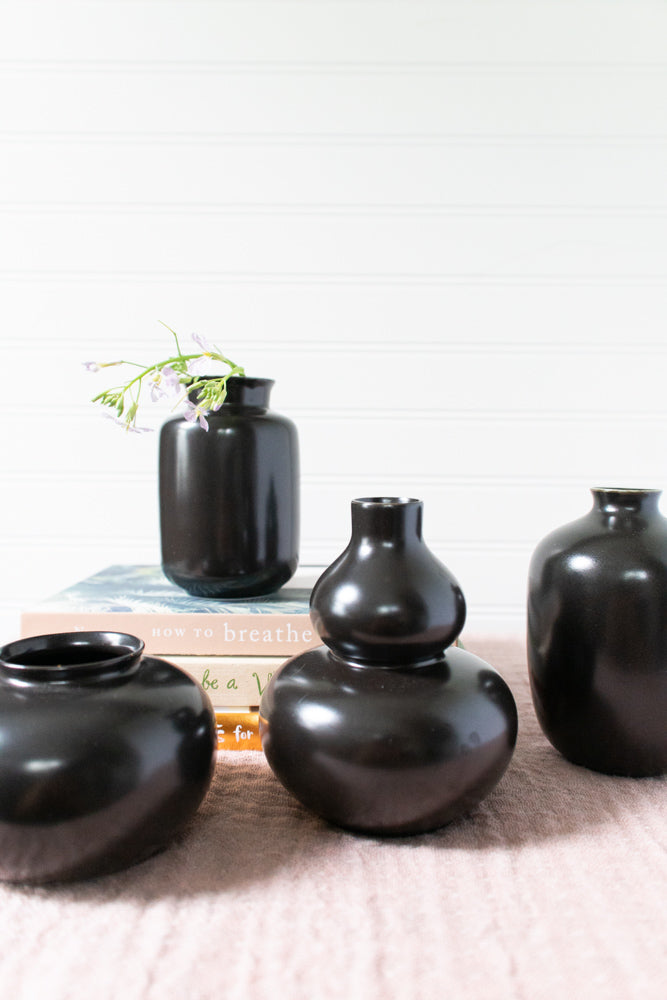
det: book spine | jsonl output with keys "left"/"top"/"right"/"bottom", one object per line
{"left": 168, "top": 656, "right": 283, "bottom": 707}
{"left": 20, "top": 611, "right": 317, "bottom": 656}
{"left": 215, "top": 711, "right": 262, "bottom": 751}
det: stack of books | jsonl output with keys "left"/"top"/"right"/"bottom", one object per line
{"left": 20, "top": 565, "right": 318, "bottom": 751}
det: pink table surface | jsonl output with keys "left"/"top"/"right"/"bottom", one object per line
{"left": 0, "top": 637, "right": 664, "bottom": 1000}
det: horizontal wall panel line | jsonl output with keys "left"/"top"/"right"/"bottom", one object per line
{"left": 0, "top": 471, "right": 638, "bottom": 489}
{"left": 3, "top": 131, "right": 667, "bottom": 148}
{"left": 5, "top": 338, "right": 666, "bottom": 356}
{"left": 2, "top": 270, "right": 667, "bottom": 287}
{"left": 291, "top": 410, "right": 667, "bottom": 423}
{"left": 4, "top": 406, "right": 667, "bottom": 424}
{"left": 0, "top": 536, "right": 534, "bottom": 553}
{"left": 301, "top": 475, "right": 656, "bottom": 488}
{"left": 3, "top": 60, "right": 667, "bottom": 75}
{"left": 3, "top": 202, "right": 667, "bottom": 218}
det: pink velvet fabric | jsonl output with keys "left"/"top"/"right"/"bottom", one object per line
{"left": 0, "top": 638, "right": 664, "bottom": 1000}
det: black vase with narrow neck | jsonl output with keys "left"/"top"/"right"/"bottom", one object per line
{"left": 309, "top": 497, "right": 466, "bottom": 666}
{"left": 259, "top": 496, "right": 518, "bottom": 836}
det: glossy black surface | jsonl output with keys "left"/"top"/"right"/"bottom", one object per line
{"left": 0, "top": 631, "right": 217, "bottom": 883}
{"left": 527, "top": 488, "right": 667, "bottom": 776}
{"left": 310, "top": 497, "right": 466, "bottom": 665}
{"left": 260, "top": 645, "right": 517, "bottom": 835}
{"left": 159, "top": 376, "right": 299, "bottom": 598}
{"left": 260, "top": 498, "right": 517, "bottom": 834}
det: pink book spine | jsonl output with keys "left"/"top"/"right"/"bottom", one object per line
{"left": 20, "top": 611, "right": 318, "bottom": 656}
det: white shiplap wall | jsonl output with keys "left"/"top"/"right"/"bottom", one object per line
{"left": 1, "top": 0, "right": 667, "bottom": 644}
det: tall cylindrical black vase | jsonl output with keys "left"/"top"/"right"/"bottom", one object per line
{"left": 260, "top": 497, "right": 518, "bottom": 835}
{"left": 527, "top": 487, "right": 667, "bottom": 776}
{"left": 159, "top": 377, "right": 299, "bottom": 598}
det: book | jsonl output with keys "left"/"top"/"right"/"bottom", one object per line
{"left": 215, "top": 710, "right": 262, "bottom": 751}
{"left": 20, "top": 565, "right": 318, "bottom": 656}
{"left": 168, "top": 654, "right": 284, "bottom": 707}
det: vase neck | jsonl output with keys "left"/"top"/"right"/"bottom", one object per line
{"left": 190, "top": 376, "right": 274, "bottom": 411}
{"left": 350, "top": 497, "right": 423, "bottom": 545}
{"left": 592, "top": 488, "right": 662, "bottom": 519}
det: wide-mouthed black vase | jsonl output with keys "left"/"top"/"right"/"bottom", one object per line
{"left": 260, "top": 497, "right": 518, "bottom": 835}
{"left": 159, "top": 376, "right": 299, "bottom": 598}
{"left": 527, "top": 487, "right": 667, "bottom": 777}
{"left": 0, "top": 631, "right": 217, "bottom": 883}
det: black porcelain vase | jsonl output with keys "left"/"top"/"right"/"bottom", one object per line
{"left": 259, "top": 497, "right": 518, "bottom": 835}
{"left": 159, "top": 376, "right": 299, "bottom": 598}
{"left": 527, "top": 488, "right": 667, "bottom": 776}
{"left": 0, "top": 631, "right": 217, "bottom": 883}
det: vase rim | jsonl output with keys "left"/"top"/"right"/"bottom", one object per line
{"left": 591, "top": 487, "right": 662, "bottom": 495}
{"left": 352, "top": 496, "right": 422, "bottom": 507}
{"left": 0, "top": 631, "right": 144, "bottom": 683}
{"left": 191, "top": 375, "right": 274, "bottom": 386}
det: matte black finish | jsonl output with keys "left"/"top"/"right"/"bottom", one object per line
{"left": 159, "top": 376, "right": 299, "bottom": 598}
{"left": 527, "top": 488, "right": 667, "bottom": 776}
{"left": 260, "top": 498, "right": 518, "bottom": 835}
{"left": 0, "top": 631, "right": 217, "bottom": 883}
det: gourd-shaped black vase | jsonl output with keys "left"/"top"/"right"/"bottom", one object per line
{"left": 527, "top": 487, "right": 667, "bottom": 776}
{"left": 0, "top": 631, "right": 217, "bottom": 883}
{"left": 260, "top": 497, "right": 518, "bottom": 835}
{"left": 160, "top": 376, "right": 299, "bottom": 598}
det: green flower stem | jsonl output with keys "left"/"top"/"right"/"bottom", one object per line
{"left": 88, "top": 328, "right": 246, "bottom": 430}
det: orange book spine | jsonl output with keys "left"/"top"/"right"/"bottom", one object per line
{"left": 215, "top": 710, "right": 262, "bottom": 751}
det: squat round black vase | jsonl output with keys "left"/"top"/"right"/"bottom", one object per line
{"left": 160, "top": 376, "right": 299, "bottom": 598}
{"left": 0, "top": 631, "right": 217, "bottom": 883}
{"left": 527, "top": 488, "right": 667, "bottom": 777}
{"left": 259, "top": 497, "right": 518, "bottom": 835}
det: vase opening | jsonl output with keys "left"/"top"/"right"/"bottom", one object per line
{"left": 0, "top": 631, "right": 144, "bottom": 683}
{"left": 353, "top": 497, "right": 420, "bottom": 506}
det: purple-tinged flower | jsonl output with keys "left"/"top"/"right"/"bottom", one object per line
{"left": 183, "top": 401, "right": 210, "bottom": 431}
{"left": 186, "top": 356, "right": 210, "bottom": 377}
{"left": 192, "top": 332, "right": 215, "bottom": 355}
{"left": 84, "top": 360, "right": 123, "bottom": 371}
{"left": 149, "top": 364, "right": 181, "bottom": 402}
{"left": 103, "top": 412, "right": 153, "bottom": 434}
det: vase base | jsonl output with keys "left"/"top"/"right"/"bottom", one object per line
{"left": 162, "top": 561, "right": 297, "bottom": 599}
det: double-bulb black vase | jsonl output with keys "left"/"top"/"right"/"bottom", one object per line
{"left": 259, "top": 497, "right": 518, "bottom": 835}
{"left": 0, "top": 631, "right": 217, "bottom": 883}
{"left": 527, "top": 487, "right": 667, "bottom": 777}
{"left": 159, "top": 376, "right": 299, "bottom": 598}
